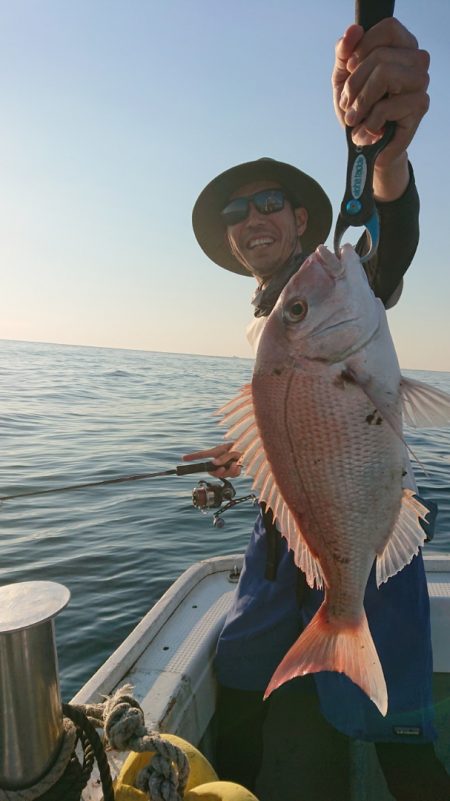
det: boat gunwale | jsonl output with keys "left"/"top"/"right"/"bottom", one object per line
{"left": 72, "top": 551, "right": 449, "bottom": 706}
{"left": 71, "top": 553, "right": 244, "bottom": 705}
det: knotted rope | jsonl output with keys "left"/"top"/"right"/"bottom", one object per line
{"left": 0, "top": 685, "right": 188, "bottom": 801}
{"left": 74, "top": 684, "right": 190, "bottom": 801}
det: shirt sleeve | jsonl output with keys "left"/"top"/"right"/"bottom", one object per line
{"left": 356, "top": 162, "right": 419, "bottom": 309}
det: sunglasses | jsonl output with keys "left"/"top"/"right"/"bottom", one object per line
{"left": 221, "top": 188, "right": 290, "bottom": 227}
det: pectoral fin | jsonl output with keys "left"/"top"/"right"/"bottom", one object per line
{"left": 343, "top": 366, "right": 424, "bottom": 468}
{"left": 400, "top": 376, "right": 450, "bottom": 427}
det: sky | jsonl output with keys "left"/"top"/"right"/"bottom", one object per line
{"left": 1, "top": 0, "right": 449, "bottom": 370}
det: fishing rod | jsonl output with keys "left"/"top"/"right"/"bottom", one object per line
{"left": 0, "top": 460, "right": 232, "bottom": 502}
{"left": 0, "top": 459, "right": 257, "bottom": 526}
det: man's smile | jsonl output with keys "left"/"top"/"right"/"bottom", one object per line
{"left": 247, "top": 236, "right": 275, "bottom": 250}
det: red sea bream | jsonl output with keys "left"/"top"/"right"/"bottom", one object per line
{"left": 218, "top": 244, "right": 450, "bottom": 716}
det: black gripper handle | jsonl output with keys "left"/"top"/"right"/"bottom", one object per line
{"left": 355, "top": 0, "right": 395, "bottom": 30}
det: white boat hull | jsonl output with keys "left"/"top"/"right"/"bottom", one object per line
{"left": 76, "top": 552, "right": 450, "bottom": 800}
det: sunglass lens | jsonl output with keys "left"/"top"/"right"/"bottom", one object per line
{"left": 254, "top": 190, "right": 285, "bottom": 214}
{"left": 221, "top": 189, "right": 286, "bottom": 226}
{"left": 221, "top": 198, "right": 249, "bottom": 226}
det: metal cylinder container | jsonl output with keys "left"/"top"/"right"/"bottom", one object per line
{"left": 0, "top": 580, "right": 71, "bottom": 789}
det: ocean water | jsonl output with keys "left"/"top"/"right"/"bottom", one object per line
{"left": 1, "top": 339, "right": 449, "bottom": 700}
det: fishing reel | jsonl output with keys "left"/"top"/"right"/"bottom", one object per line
{"left": 192, "top": 478, "right": 257, "bottom": 528}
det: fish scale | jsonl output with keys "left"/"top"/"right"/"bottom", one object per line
{"left": 253, "top": 368, "right": 403, "bottom": 614}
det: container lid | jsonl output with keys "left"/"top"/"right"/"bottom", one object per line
{"left": 0, "top": 581, "right": 70, "bottom": 633}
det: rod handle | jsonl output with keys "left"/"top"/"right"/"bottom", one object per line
{"left": 175, "top": 460, "right": 236, "bottom": 476}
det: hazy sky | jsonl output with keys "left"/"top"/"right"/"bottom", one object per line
{"left": 1, "top": 1, "right": 449, "bottom": 370}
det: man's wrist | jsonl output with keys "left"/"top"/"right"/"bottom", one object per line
{"left": 373, "top": 153, "right": 410, "bottom": 203}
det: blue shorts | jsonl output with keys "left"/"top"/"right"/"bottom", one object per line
{"left": 215, "top": 510, "right": 436, "bottom": 743}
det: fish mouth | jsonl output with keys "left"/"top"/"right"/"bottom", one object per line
{"left": 313, "top": 317, "right": 360, "bottom": 336}
{"left": 306, "top": 311, "right": 382, "bottom": 363}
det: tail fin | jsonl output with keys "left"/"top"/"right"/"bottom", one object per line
{"left": 264, "top": 604, "right": 387, "bottom": 716}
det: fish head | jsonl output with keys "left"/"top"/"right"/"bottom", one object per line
{"left": 255, "top": 244, "right": 382, "bottom": 371}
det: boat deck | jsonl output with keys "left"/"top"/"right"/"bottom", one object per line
{"left": 75, "top": 555, "right": 243, "bottom": 800}
{"left": 76, "top": 552, "right": 450, "bottom": 801}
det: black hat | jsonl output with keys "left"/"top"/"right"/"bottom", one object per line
{"left": 192, "top": 157, "right": 332, "bottom": 276}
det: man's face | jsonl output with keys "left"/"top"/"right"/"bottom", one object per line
{"left": 225, "top": 180, "right": 308, "bottom": 283}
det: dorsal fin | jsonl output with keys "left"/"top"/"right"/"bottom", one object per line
{"left": 217, "top": 386, "right": 323, "bottom": 589}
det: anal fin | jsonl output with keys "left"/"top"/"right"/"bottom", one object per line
{"left": 376, "top": 490, "right": 428, "bottom": 587}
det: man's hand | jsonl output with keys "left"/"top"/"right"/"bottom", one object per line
{"left": 332, "top": 19, "right": 430, "bottom": 199}
{"left": 183, "top": 442, "right": 242, "bottom": 478}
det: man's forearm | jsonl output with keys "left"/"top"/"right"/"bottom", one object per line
{"left": 373, "top": 152, "right": 411, "bottom": 202}
{"left": 358, "top": 162, "right": 420, "bottom": 306}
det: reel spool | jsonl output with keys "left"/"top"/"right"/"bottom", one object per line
{"left": 192, "top": 478, "right": 256, "bottom": 527}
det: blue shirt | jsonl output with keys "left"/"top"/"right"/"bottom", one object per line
{"left": 215, "top": 510, "right": 436, "bottom": 743}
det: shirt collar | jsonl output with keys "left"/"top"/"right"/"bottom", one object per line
{"left": 251, "top": 252, "right": 307, "bottom": 318}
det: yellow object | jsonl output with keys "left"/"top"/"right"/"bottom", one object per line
{"left": 114, "top": 733, "right": 218, "bottom": 800}
{"left": 184, "top": 781, "right": 259, "bottom": 800}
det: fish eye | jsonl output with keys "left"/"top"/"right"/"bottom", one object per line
{"left": 283, "top": 299, "right": 308, "bottom": 324}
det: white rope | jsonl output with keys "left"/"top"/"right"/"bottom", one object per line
{"left": 135, "top": 737, "right": 190, "bottom": 801}
{"left": 0, "top": 685, "right": 189, "bottom": 801}
{"left": 102, "top": 685, "right": 190, "bottom": 801}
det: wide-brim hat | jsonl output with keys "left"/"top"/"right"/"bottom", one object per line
{"left": 192, "top": 157, "right": 333, "bottom": 276}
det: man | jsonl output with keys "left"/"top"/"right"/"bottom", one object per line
{"left": 186, "top": 19, "right": 450, "bottom": 801}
